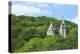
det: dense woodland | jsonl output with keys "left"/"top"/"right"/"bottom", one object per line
{"left": 10, "top": 14, "right": 78, "bottom": 52}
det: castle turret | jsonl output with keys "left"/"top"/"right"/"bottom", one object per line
{"left": 59, "top": 19, "right": 66, "bottom": 38}
{"left": 47, "top": 22, "right": 56, "bottom": 36}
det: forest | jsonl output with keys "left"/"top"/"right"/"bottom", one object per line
{"left": 10, "top": 14, "right": 78, "bottom": 53}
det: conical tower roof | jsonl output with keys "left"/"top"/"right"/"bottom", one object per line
{"left": 60, "top": 17, "right": 66, "bottom": 27}
{"left": 48, "top": 22, "right": 56, "bottom": 30}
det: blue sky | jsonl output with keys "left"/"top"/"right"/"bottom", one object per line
{"left": 11, "top": 1, "right": 78, "bottom": 24}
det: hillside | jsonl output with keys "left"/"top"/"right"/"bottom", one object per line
{"left": 9, "top": 14, "right": 78, "bottom": 52}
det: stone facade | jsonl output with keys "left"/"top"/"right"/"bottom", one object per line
{"left": 47, "top": 19, "right": 66, "bottom": 38}
{"left": 47, "top": 22, "right": 56, "bottom": 36}
{"left": 59, "top": 20, "right": 66, "bottom": 38}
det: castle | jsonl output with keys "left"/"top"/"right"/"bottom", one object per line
{"left": 47, "top": 19, "right": 66, "bottom": 38}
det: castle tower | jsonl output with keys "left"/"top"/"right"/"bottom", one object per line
{"left": 47, "top": 22, "right": 56, "bottom": 36}
{"left": 59, "top": 18, "right": 66, "bottom": 38}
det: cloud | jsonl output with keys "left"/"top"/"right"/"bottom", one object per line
{"left": 12, "top": 4, "right": 52, "bottom": 16}
{"left": 71, "top": 17, "right": 78, "bottom": 24}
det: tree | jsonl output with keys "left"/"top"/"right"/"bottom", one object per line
{"left": 42, "top": 35, "right": 61, "bottom": 50}
{"left": 10, "top": 14, "right": 78, "bottom": 52}
{"left": 15, "top": 38, "right": 42, "bottom": 52}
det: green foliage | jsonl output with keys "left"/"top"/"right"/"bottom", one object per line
{"left": 15, "top": 38, "right": 42, "bottom": 52}
{"left": 42, "top": 35, "right": 61, "bottom": 50}
{"left": 20, "top": 27, "right": 37, "bottom": 41}
{"left": 10, "top": 14, "right": 78, "bottom": 52}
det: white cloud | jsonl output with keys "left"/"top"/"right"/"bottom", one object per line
{"left": 36, "top": 3, "right": 49, "bottom": 8}
{"left": 12, "top": 4, "right": 52, "bottom": 16}
{"left": 71, "top": 17, "right": 78, "bottom": 24}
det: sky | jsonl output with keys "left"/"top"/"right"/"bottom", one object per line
{"left": 11, "top": 1, "right": 78, "bottom": 24}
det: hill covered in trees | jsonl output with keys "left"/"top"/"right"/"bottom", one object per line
{"left": 10, "top": 14, "right": 78, "bottom": 53}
